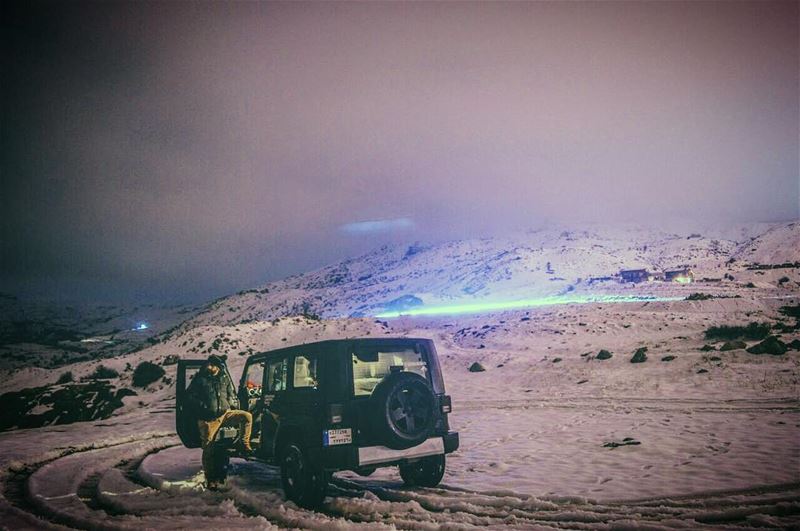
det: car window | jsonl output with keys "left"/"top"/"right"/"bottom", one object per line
{"left": 266, "top": 357, "right": 287, "bottom": 392}
{"left": 352, "top": 348, "right": 428, "bottom": 396}
{"left": 293, "top": 355, "right": 319, "bottom": 389}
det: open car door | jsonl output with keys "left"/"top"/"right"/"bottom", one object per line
{"left": 176, "top": 359, "right": 208, "bottom": 448}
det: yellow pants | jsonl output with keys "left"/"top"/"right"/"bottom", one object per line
{"left": 197, "top": 409, "right": 253, "bottom": 483}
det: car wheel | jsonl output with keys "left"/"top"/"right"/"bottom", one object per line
{"left": 371, "top": 372, "right": 435, "bottom": 450}
{"left": 399, "top": 454, "right": 445, "bottom": 488}
{"left": 279, "top": 441, "right": 328, "bottom": 508}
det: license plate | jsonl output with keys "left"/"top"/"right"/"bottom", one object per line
{"left": 323, "top": 428, "right": 352, "bottom": 446}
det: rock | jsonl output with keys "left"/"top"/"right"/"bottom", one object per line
{"left": 697, "top": 368, "right": 708, "bottom": 374}
{"left": 577, "top": 379, "right": 588, "bottom": 384}
{"left": 719, "top": 340, "right": 747, "bottom": 351}
{"left": 468, "top": 362, "right": 486, "bottom": 372}
{"left": 552, "top": 357, "right": 562, "bottom": 363}
{"left": 603, "top": 437, "right": 641, "bottom": 448}
{"left": 709, "top": 356, "right": 721, "bottom": 361}
{"left": 746, "top": 336, "right": 788, "bottom": 356}
{"left": 596, "top": 350, "right": 613, "bottom": 360}
{"left": 661, "top": 355, "right": 676, "bottom": 362}
{"left": 630, "top": 347, "right": 648, "bottom": 363}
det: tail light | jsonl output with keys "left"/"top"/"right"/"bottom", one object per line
{"left": 329, "top": 403, "right": 343, "bottom": 424}
{"left": 440, "top": 395, "right": 452, "bottom": 414}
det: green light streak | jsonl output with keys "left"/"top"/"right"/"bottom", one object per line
{"left": 374, "top": 294, "right": 684, "bottom": 318}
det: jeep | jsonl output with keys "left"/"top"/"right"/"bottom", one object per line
{"left": 176, "top": 338, "right": 459, "bottom": 507}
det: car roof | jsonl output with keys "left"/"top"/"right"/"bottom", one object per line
{"left": 247, "top": 337, "right": 433, "bottom": 361}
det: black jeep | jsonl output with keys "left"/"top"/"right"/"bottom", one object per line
{"left": 176, "top": 338, "right": 459, "bottom": 507}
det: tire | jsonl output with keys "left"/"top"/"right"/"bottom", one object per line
{"left": 279, "top": 441, "right": 328, "bottom": 509}
{"left": 399, "top": 454, "right": 445, "bottom": 488}
{"left": 371, "top": 372, "right": 436, "bottom": 450}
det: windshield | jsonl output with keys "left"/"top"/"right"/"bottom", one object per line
{"left": 352, "top": 347, "right": 428, "bottom": 396}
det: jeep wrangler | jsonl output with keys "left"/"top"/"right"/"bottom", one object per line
{"left": 176, "top": 338, "right": 459, "bottom": 508}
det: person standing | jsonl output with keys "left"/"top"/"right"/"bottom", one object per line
{"left": 187, "top": 354, "right": 253, "bottom": 489}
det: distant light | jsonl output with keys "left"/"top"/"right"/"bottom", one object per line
{"left": 133, "top": 322, "right": 149, "bottom": 331}
{"left": 374, "top": 294, "right": 684, "bottom": 318}
{"left": 340, "top": 218, "right": 414, "bottom": 234}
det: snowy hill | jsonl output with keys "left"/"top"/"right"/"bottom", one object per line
{"left": 732, "top": 221, "right": 800, "bottom": 264}
{"left": 185, "top": 222, "right": 800, "bottom": 326}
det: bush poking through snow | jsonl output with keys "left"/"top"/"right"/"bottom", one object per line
{"left": 604, "top": 437, "right": 641, "bottom": 448}
{"left": 700, "top": 344, "right": 716, "bottom": 351}
{"left": 778, "top": 304, "right": 800, "bottom": 319}
{"left": 132, "top": 361, "right": 166, "bottom": 387}
{"left": 0, "top": 382, "right": 135, "bottom": 431}
{"left": 468, "top": 362, "right": 486, "bottom": 372}
{"left": 661, "top": 355, "right": 676, "bottom": 362}
{"left": 746, "top": 336, "right": 788, "bottom": 356}
{"left": 686, "top": 293, "right": 713, "bottom": 301}
{"left": 90, "top": 365, "right": 119, "bottom": 380}
{"left": 56, "top": 371, "right": 73, "bottom": 384}
{"left": 704, "top": 323, "right": 770, "bottom": 341}
{"left": 162, "top": 354, "right": 180, "bottom": 366}
{"left": 596, "top": 350, "right": 613, "bottom": 360}
{"left": 720, "top": 340, "right": 747, "bottom": 351}
{"left": 630, "top": 347, "right": 648, "bottom": 363}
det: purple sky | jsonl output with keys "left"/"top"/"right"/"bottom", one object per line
{"left": 2, "top": 1, "right": 798, "bottom": 303}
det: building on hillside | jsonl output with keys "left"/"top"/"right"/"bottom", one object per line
{"left": 619, "top": 269, "right": 652, "bottom": 283}
{"left": 664, "top": 268, "right": 695, "bottom": 283}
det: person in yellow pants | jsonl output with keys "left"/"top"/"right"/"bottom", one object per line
{"left": 188, "top": 354, "right": 254, "bottom": 489}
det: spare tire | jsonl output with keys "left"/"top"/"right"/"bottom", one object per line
{"left": 370, "top": 371, "right": 435, "bottom": 450}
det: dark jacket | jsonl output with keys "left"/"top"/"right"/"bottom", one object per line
{"left": 187, "top": 367, "right": 238, "bottom": 421}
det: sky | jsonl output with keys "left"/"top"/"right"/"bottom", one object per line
{"left": 2, "top": 0, "right": 798, "bottom": 304}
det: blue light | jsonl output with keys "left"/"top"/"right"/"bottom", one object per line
{"left": 340, "top": 218, "right": 414, "bottom": 234}
{"left": 133, "top": 322, "right": 149, "bottom": 331}
{"left": 374, "top": 294, "right": 684, "bottom": 318}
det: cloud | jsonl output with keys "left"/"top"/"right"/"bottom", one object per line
{"left": 1, "top": 1, "right": 796, "bottom": 303}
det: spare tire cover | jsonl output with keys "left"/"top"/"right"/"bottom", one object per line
{"left": 370, "top": 371, "right": 435, "bottom": 450}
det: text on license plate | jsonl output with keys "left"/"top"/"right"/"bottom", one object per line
{"left": 323, "top": 428, "right": 352, "bottom": 446}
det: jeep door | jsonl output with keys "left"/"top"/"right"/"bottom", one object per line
{"left": 259, "top": 353, "right": 290, "bottom": 458}
{"left": 175, "top": 359, "right": 208, "bottom": 448}
{"left": 280, "top": 348, "right": 327, "bottom": 446}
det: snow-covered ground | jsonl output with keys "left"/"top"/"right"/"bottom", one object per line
{"left": 1, "top": 222, "right": 799, "bottom": 529}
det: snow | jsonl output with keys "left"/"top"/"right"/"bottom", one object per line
{"left": 0, "top": 222, "right": 799, "bottom": 528}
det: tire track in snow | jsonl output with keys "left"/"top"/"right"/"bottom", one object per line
{"left": 328, "top": 476, "right": 800, "bottom": 529}
{"left": 4, "top": 440, "right": 799, "bottom": 530}
{"left": 3, "top": 435, "right": 275, "bottom": 530}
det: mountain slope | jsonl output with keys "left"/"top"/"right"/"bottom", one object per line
{"left": 184, "top": 222, "right": 799, "bottom": 327}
